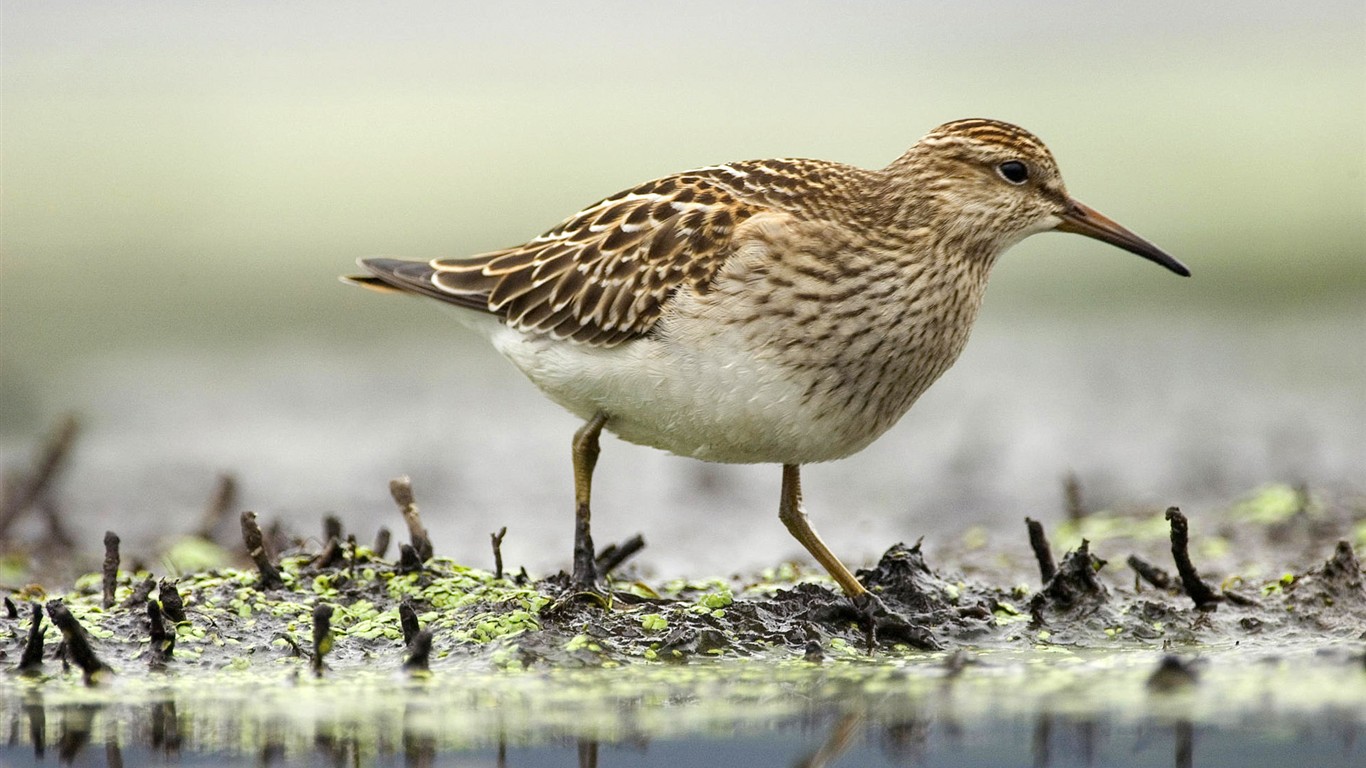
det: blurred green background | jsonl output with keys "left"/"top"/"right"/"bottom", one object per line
{"left": 1, "top": 2, "right": 1362, "bottom": 575}
{"left": 4, "top": 1, "right": 1362, "bottom": 402}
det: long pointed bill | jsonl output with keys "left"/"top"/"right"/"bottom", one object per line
{"left": 1056, "top": 199, "right": 1190, "bottom": 277}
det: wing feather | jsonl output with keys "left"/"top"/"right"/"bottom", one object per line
{"left": 354, "top": 157, "right": 875, "bottom": 346}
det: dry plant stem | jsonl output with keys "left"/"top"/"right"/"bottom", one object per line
{"left": 389, "top": 476, "right": 433, "bottom": 561}
{"left": 346, "top": 534, "right": 359, "bottom": 577}
{"left": 491, "top": 526, "right": 508, "bottom": 580}
{"left": 311, "top": 604, "right": 334, "bottom": 677}
{"left": 240, "top": 511, "right": 284, "bottom": 590}
{"left": 45, "top": 600, "right": 110, "bottom": 681}
{"left": 194, "top": 474, "right": 237, "bottom": 540}
{"left": 310, "top": 536, "right": 342, "bottom": 569}
{"left": 404, "top": 629, "right": 434, "bottom": 673}
{"left": 398, "top": 544, "right": 423, "bottom": 574}
{"left": 121, "top": 576, "right": 156, "bottom": 610}
{"left": 0, "top": 414, "right": 79, "bottom": 538}
{"left": 1063, "top": 472, "right": 1086, "bottom": 523}
{"left": 3, "top": 597, "right": 17, "bottom": 619}
{"left": 101, "top": 531, "right": 120, "bottom": 608}
{"left": 1165, "top": 507, "right": 1220, "bottom": 609}
{"left": 373, "top": 527, "right": 392, "bottom": 559}
{"left": 398, "top": 598, "right": 420, "bottom": 646}
{"left": 596, "top": 534, "right": 646, "bottom": 576}
{"left": 1025, "top": 518, "right": 1057, "bottom": 584}
{"left": 1127, "top": 554, "right": 1175, "bottom": 590}
{"left": 158, "top": 578, "right": 187, "bottom": 624}
{"left": 17, "top": 603, "right": 45, "bottom": 673}
{"left": 147, "top": 601, "right": 174, "bottom": 666}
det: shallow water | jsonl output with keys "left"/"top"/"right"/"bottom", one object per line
{"left": 4, "top": 647, "right": 1363, "bottom": 767}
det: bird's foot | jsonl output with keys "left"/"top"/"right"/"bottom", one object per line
{"left": 849, "top": 591, "right": 940, "bottom": 652}
{"left": 571, "top": 501, "right": 599, "bottom": 590}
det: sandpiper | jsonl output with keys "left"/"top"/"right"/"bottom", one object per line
{"left": 347, "top": 118, "right": 1188, "bottom": 610}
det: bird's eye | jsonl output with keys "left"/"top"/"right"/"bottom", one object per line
{"left": 997, "top": 160, "right": 1029, "bottom": 185}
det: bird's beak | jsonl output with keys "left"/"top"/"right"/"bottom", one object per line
{"left": 1056, "top": 199, "right": 1190, "bottom": 277}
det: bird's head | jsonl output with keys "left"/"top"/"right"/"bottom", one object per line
{"left": 888, "top": 118, "right": 1189, "bottom": 276}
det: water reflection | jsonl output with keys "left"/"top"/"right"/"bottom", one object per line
{"left": 5, "top": 688, "right": 1362, "bottom": 768}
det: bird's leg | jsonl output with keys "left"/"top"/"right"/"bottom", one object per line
{"left": 778, "top": 464, "right": 939, "bottom": 651}
{"left": 571, "top": 412, "right": 609, "bottom": 588}
{"left": 778, "top": 464, "right": 868, "bottom": 599}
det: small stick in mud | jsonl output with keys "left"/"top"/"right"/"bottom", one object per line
{"left": 596, "top": 534, "right": 647, "bottom": 576}
{"left": 397, "top": 544, "right": 423, "bottom": 574}
{"left": 389, "top": 476, "right": 433, "bottom": 561}
{"left": 491, "top": 526, "right": 508, "bottom": 580}
{"left": 323, "top": 515, "right": 343, "bottom": 544}
{"left": 0, "top": 413, "right": 79, "bottom": 539}
{"left": 158, "top": 578, "right": 188, "bottom": 624}
{"left": 102, "top": 531, "right": 120, "bottom": 608}
{"left": 1165, "top": 507, "right": 1221, "bottom": 610}
{"left": 308, "top": 515, "right": 345, "bottom": 568}
{"left": 309, "top": 535, "right": 343, "bottom": 569}
{"left": 17, "top": 603, "right": 45, "bottom": 674}
{"left": 120, "top": 576, "right": 156, "bottom": 610}
{"left": 5, "top": 596, "right": 19, "bottom": 619}
{"left": 1063, "top": 472, "right": 1087, "bottom": 523}
{"left": 346, "top": 534, "right": 359, "bottom": 577}
{"left": 240, "top": 511, "right": 285, "bottom": 590}
{"left": 1127, "top": 554, "right": 1175, "bottom": 591}
{"left": 45, "top": 600, "right": 111, "bottom": 683}
{"left": 403, "top": 629, "right": 434, "bottom": 674}
{"left": 147, "top": 600, "right": 174, "bottom": 666}
{"left": 311, "top": 604, "right": 334, "bottom": 677}
{"left": 1024, "top": 518, "right": 1057, "bottom": 584}
{"left": 194, "top": 473, "right": 238, "bottom": 541}
{"left": 398, "top": 598, "right": 421, "bottom": 646}
{"left": 373, "top": 527, "right": 392, "bottom": 559}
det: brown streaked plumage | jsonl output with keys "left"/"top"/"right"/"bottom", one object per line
{"left": 346, "top": 118, "right": 1188, "bottom": 633}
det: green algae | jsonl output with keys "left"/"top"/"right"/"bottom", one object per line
{"left": 3, "top": 487, "right": 1365, "bottom": 762}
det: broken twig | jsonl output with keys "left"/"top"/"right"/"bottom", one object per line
{"left": 389, "top": 476, "right": 433, "bottom": 561}
{"left": 1127, "top": 554, "right": 1175, "bottom": 591}
{"left": 17, "top": 603, "right": 45, "bottom": 673}
{"left": 101, "top": 531, "right": 120, "bottom": 608}
{"left": 1025, "top": 518, "right": 1057, "bottom": 584}
{"left": 45, "top": 600, "right": 111, "bottom": 683}
{"left": 596, "top": 534, "right": 646, "bottom": 576}
{"left": 403, "top": 629, "right": 434, "bottom": 674}
{"left": 490, "top": 527, "right": 508, "bottom": 580}
{"left": 158, "top": 578, "right": 187, "bottom": 624}
{"left": 311, "top": 604, "right": 334, "bottom": 677}
{"left": 1165, "top": 507, "right": 1220, "bottom": 610}
{"left": 240, "top": 511, "right": 284, "bottom": 590}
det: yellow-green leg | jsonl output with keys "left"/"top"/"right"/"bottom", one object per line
{"left": 777, "top": 463, "right": 868, "bottom": 598}
{"left": 571, "top": 413, "right": 609, "bottom": 587}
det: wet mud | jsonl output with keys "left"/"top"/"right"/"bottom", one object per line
{"left": 2, "top": 419, "right": 1365, "bottom": 764}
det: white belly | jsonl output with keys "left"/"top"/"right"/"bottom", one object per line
{"left": 490, "top": 322, "right": 876, "bottom": 464}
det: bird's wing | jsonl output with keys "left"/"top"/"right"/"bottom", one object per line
{"left": 354, "top": 159, "right": 867, "bottom": 347}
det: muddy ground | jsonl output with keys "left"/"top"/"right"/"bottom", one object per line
{"left": 1, "top": 421, "right": 1365, "bottom": 765}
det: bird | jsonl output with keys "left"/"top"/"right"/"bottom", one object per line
{"left": 345, "top": 118, "right": 1189, "bottom": 613}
